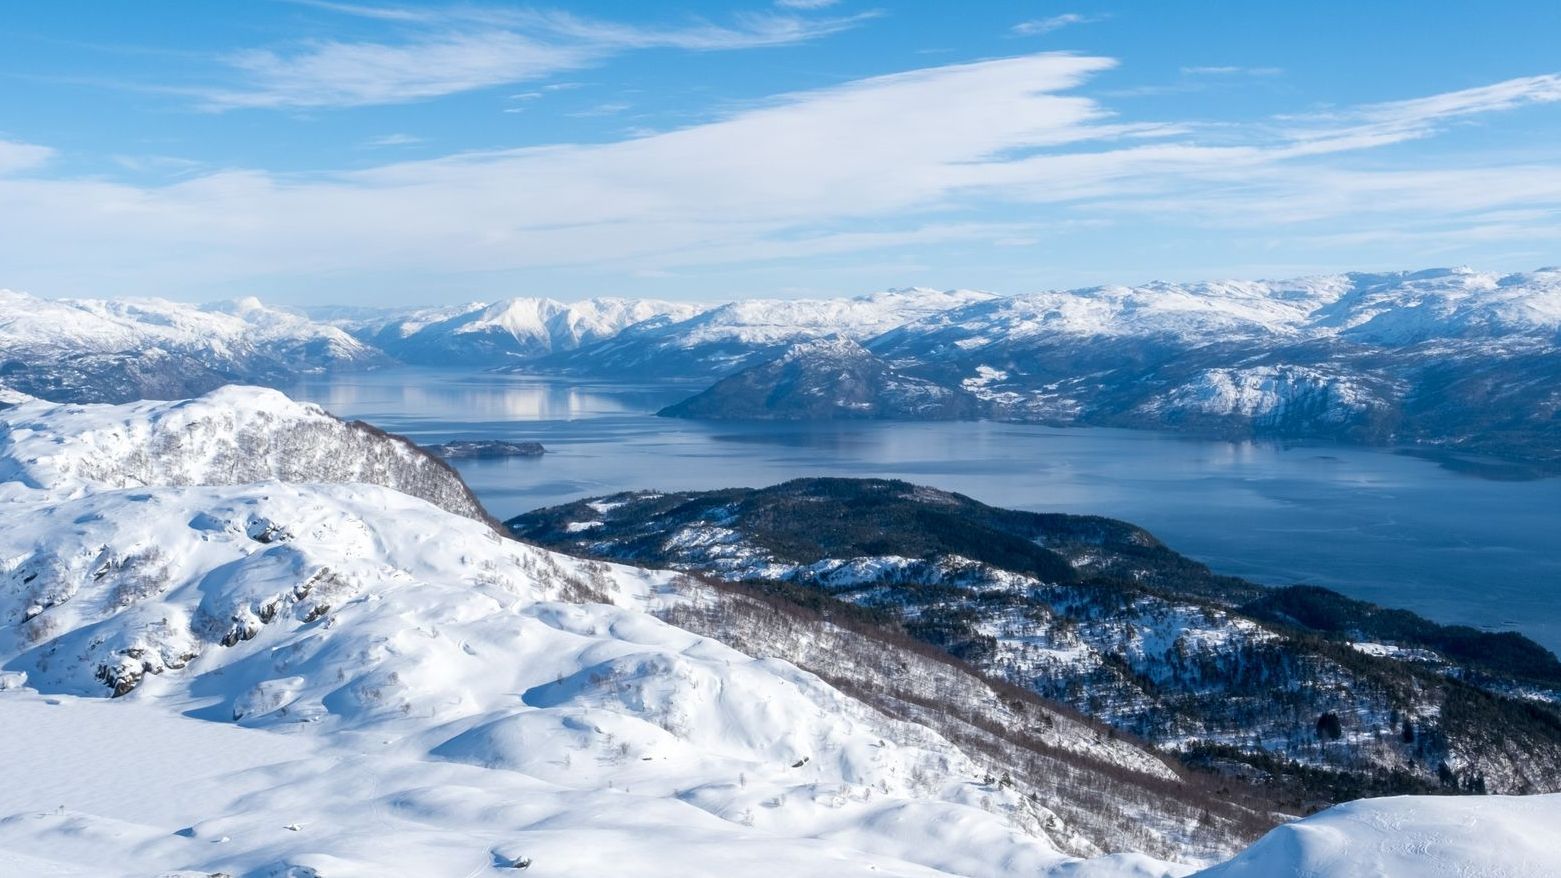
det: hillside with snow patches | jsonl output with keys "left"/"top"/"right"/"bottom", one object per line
{"left": 0, "top": 290, "right": 386, "bottom": 404}
{"left": 512, "top": 479, "right": 1561, "bottom": 802}
{"left": 0, "top": 386, "right": 1558, "bottom": 875}
{"left": 659, "top": 337, "right": 981, "bottom": 421}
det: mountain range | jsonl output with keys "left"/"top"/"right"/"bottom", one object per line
{"left": 321, "top": 296, "right": 704, "bottom": 366}
{"left": 4, "top": 266, "right": 1561, "bottom": 468}
{"left": 0, "top": 290, "right": 385, "bottom": 404}
{"left": 651, "top": 268, "right": 1561, "bottom": 472}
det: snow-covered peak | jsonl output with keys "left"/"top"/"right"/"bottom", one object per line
{"left": 0, "top": 289, "right": 371, "bottom": 357}
{"left": 776, "top": 335, "right": 873, "bottom": 363}
{"left": 201, "top": 295, "right": 267, "bottom": 317}
{"left": 877, "top": 277, "right": 1352, "bottom": 350}
{"left": 876, "top": 268, "right": 1561, "bottom": 352}
{"left": 0, "top": 288, "right": 386, "bottom": 403}
{"left": 0, "top": 387, "right": 35, "bottom": 408}
{"left": 360, "top": 295, "right": 705, "bottom": 364}
{"left": 1314, "top": 267, "right": 1561, "bottom": 343}
{"left": 0, "top": 385, "right": 488, "bottom": 521}
{"left": 639, "top": 288, "right": 998, "bottom": 349}
{"left": 1194, "top": 794, "right": 1561, "bottom": 877}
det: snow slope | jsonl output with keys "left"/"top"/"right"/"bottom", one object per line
{"left": 0, "top": 290, "right": 386, "bottom": 403}
{"left": 539, "top": 287, "right": 999, "bottom": 377}
{"left": 0, "top": 385, "right": 488, "bottom": 521}
{"left": 873, "top": 268, "right": 1561, "bottom": 352}
{"left": 0, "top": 387, "right": 1190, "bottom": 877}
{"left": 350, "top": 296, "right": 705, "bottom": 365}
{"left": 1193, "top": 793, "right": 1561, "bottom": 877}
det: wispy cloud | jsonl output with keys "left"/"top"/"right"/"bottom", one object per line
{"left": 1181, "top": 65, "right": 1283, "bottom": 76}
{"left": 281, "top": 0, "right": 434, "bottom": 23}
{"left": 775, "top": 0, "right": 840, "bottom": 9}
{"left": 1276, "top": 74, "right": 1561, "bottom": 154}
{"left": 566, "top": 102, "right": 631, "bottom": 118}
{"left": 1353, "top": 73, "right": 1561, "bottom": 125}
{"left": 197, "top": 7, "right": 875, "bottom": 110}
{"left": 0, "top": 139, "right": 54, "bottom": 175}
{"left": 2, "top": 57, "right": 1559, "bottom": 297}
{"left": 202, "top": 32, "right": 592, "bottom": 110}
{"left": 1011, "top": 14, "right": 1101, "bottom": 36}
{"left": 364, "top": 133, "right": 422, "bottom": 147}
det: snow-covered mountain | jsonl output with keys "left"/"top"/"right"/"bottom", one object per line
{"left": 1192, "top": 794, "right": 1561, "bottom": 877}
{"left": 1, "top": 386, "right": 1557, "bottom": 875}
{"left": 534, "top": 287, "right": 999, "bottom": 378}
{"left": 872, "top": 267, "right": 1561, "bottom": 349}
{"left": 660, "top": 337, "right": 980, "bottom": 420}
{"left": 338, "top": 296, "right": 706, "bottom": 365}
{"left": 0, "top": 385, "right": 488, "bottom": 521}
{"left": 514, "top": 479, "right": 1561, "bottom": 800}
{"left": 0, "top": 290, "right": 387, "bottom": 403}
{"left": 656, "top": 268, "right": 1561, "bottom": 470}
{"left": 12, "top": 268, "right": 1558, "bottom": 469}
{"left": 0, "top": 386, "right": 1221, "bottom": 875}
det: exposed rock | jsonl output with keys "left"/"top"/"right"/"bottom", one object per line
{"left": 425, "top": 439, "right": 546, "bottom": 459}
{"left": 659, "top": 337, "right": 979, "bottom": 421}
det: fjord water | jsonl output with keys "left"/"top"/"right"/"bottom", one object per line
{"left": 288, "top": 367, "right": 1561, "bottom": 654}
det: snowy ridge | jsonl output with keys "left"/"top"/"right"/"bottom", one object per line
{"left": 1192, "top": 793, "right": 1561, "bottom": 877}
{"left": 651, "top": 268, "right": 1561, "bottom": 466}
{"left": 654, "top": 289, "right": 1000, "bottom": 349}
{"left": 347, "top": 296, "right": 705, "bottom": 365}
{"left": 875, "top": 267, "right": 1561, "bottom": 349}
{"left": 0, "top": 385, "right": 488, "bottom": 521}
{"left": 0, "top": 289, "right": 385, "bottom": 403}
{"left": 537, "top": 287, "right": 999, "bottom": 378}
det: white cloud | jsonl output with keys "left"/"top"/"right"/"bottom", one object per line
{"left": 1355, "top": 73, "right": 1561, "bottom": 125}
{"left": 1011, "top": 14, "right": 1098, "bottom": 36}
{"left": 1181, "top": 66, "right": 1283, "bottom": 76}
{"left": 1275, "top": 74, "right": 1561, "bottom": 155}
{"left": 204, "top": 32, "right": 592, "bottom": 110}
{"left": 1, "top": 57, "right": 1559, "bottom": 298}
{"left": 364, "top": 133, "right": 423, "bottom": 147}
{"left": 500, "top": 9, "right": 875, "bottom": 51}
{"left": 196, "top": 9, "right": 875, "bottom": 110}
{"left": 776, "top": 0, "right": 840, "bottom": 9}
{"left": 282, "top": 1, "right": 434, "bottom": 23}
{"left": 566, "top": 102, "right": 631, "bottom": 117}
{"left": 0, "top": 139, "right": 55, "bottom": 175}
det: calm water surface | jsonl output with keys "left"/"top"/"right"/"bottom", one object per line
{"left": 288, "top": 367, "right": 1561, "bottom": 653}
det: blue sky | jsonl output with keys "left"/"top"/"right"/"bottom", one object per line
{"left": 1, "top": 1, "right": 1559, "bottom": 305}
